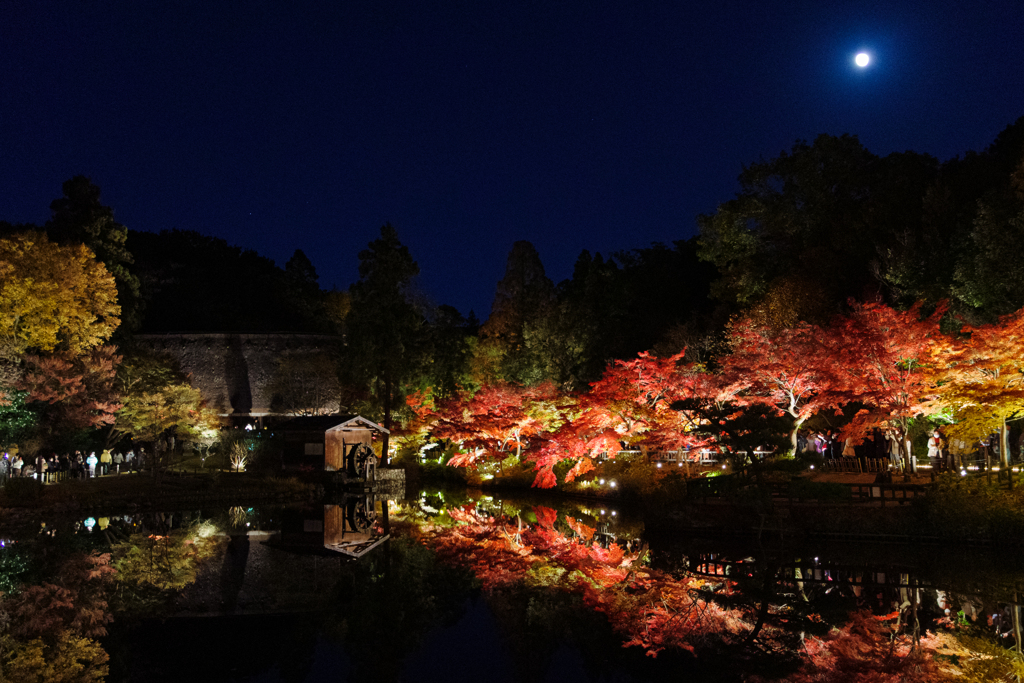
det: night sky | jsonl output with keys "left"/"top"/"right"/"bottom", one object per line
{"left": 2, "top": 1, "right": 1022, "bottom": 318}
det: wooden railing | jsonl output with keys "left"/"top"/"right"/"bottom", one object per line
{"left": 820, "top": 457, "right": 895, "bottom": 474}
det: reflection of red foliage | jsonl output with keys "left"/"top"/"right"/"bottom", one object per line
{"left": 747, "top": 611, "right": 945, "bottom": 683}
{"left": 417, "top": 504, "right": 956, "bottom": 676}
{"left": 533, "top": 505, "right": 557, "bottom": 529}
{"left": 4, "top": 552, "right": 115, "bottom": 640}
{"left": 417, "top": 504, "right": 747, "bottom": 657}
{"left": 565, "top": 516, "right": 594, "bottom": 543}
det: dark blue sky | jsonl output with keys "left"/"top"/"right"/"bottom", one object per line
{"left": 2, "top": 1, "right": 1022, "bottom": 318}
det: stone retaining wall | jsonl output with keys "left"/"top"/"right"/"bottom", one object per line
{"left": 136, "top": 333, "right": 342, "bottom": 416}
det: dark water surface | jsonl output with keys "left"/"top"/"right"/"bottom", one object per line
{"left": 7, "top": 489, "right": 1024, "bottom": 682}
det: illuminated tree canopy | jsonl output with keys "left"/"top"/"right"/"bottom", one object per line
{"left": 0, "top": 231, "right": 119, "bottom": 359}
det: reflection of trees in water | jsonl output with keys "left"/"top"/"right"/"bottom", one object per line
{"left": 402, "top": 497, "right": 1024, "bottom": 681}
{"left": 15, "top": 499, "right": 1024, "bottom": 681}
{"left": 318, "top": 531, "right": 480, "bottom": 681}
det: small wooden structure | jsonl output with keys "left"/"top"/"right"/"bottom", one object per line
{"left": 265, "top": 497, "right": 390, "bottom": 559}
{"left": 273, "top": 414, "right": 388, "bottom": 477}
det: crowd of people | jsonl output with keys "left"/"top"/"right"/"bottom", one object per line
{"left": 0, "top": 448, "right": 145, "bottom": 483}
{"left": 796, "top": 427, "right": 1019, "bottom": 472}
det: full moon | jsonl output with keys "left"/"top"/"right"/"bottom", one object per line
{"left": 855, "top": 52, "right": 870, "bottom": 67}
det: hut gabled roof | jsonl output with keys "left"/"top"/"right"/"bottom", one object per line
{"left": 272, "top": 415, "right": 389, "bottom": 434}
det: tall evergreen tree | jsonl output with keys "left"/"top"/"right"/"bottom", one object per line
{"left": 345, "top": 224, "right": 424, "bottom": 455}
{"left": 46, "top": 176, "right": 143, "bottom": 334}
{"left": 478, "top": 241, "right": 555, "bottom": 385}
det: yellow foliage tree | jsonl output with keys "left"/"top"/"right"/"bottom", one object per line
{"left": 937, "top": 307, "right": 1024, "bottom": 468}
{"left": 0, "top": 630, "right": 109, "bottom": 683}
{"left": 0, "top": 231, "right": 120, "bottom": 360}
{"left": 110, "top": 382, "right": 222, "bottom": 474}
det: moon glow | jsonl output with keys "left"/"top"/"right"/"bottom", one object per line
{"left": 855, "top": 52, "right": 870, "bottom": 67}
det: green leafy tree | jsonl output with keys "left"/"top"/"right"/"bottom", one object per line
{"left": 697, "top": 136, "right": 945, "bottom": 321}
{"left": 613, "top": 239, "right": 718, "bottom": 357}
{"left": 109, "top": 354, "right": 221, "bottom": 474}
{"left": 0, "top": 390, "right": 38, "bottom": 448}
{"left": 284, "top": 248, "right": 325, "bottom": 324}
{"left": 527, "top": 250, "right": 626, "bottom": 391}
{"left": 953, "top": 156, "right": 1024, "bottom": 318}
{"left": 420, "top": 305, "right": 477, "bottom": 401}
{"left": 697, "top": 134, "right": 878, "bottom": 309}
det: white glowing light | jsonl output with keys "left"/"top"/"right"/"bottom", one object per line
{"left": 855, "top": 53, "right": 870, "bottom": 67}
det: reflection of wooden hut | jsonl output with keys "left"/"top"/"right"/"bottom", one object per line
{"left": 324, "top": 500, "right": 389, "bottom": 557}
{"left": 266, "top": 499, "right": 389, "bottom": 559}
{"left": 273, "top": 415, "right": 388, "bottom": 473}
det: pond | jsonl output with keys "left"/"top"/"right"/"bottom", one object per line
{"left": 2, "top": 489, "right": 1023, "bottom": 682}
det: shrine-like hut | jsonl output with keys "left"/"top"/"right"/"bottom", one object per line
{"left": 273, "top": 414, "right": 388, "bottom": 473}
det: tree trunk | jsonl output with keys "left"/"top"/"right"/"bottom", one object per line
{"left": 743, "top": 564, "right": 777, "bottom": 647}
{"left": 381, "top": 372, "right": 392, "bottom": 465}
{"left": 1001, "top": 418, "right": 1013, "bottom": 489}
{"left": 789, "top": 416, "right": 805, "bottom": 456}
{"left": 1015, "top": 593, "right": 1022, "bottom": 655}
{"left": 896, "top": 426, "right": 913, "bottom": 477}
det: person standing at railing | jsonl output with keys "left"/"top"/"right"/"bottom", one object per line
{"left": 927, "top": 430, "right": 944, "bottom": 471}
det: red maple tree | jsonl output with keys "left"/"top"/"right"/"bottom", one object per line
{"left": 417, "top": 382, "right": 566, "bottom": 474}
{"left": 721, "top": 318, "right": 844, "bottom": 453}
{"left": 527, "top": 352, "right": 728, "bottom": 487}
{"left": 17, "top": 345, "right": 121, "bottom": 433}
{"left": 829, "top": 302, "right": 946, "bottom": 470}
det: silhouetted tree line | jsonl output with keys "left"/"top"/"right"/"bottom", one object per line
{"left": 4, "top": 115, "right": 1022, "bottom": 433}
